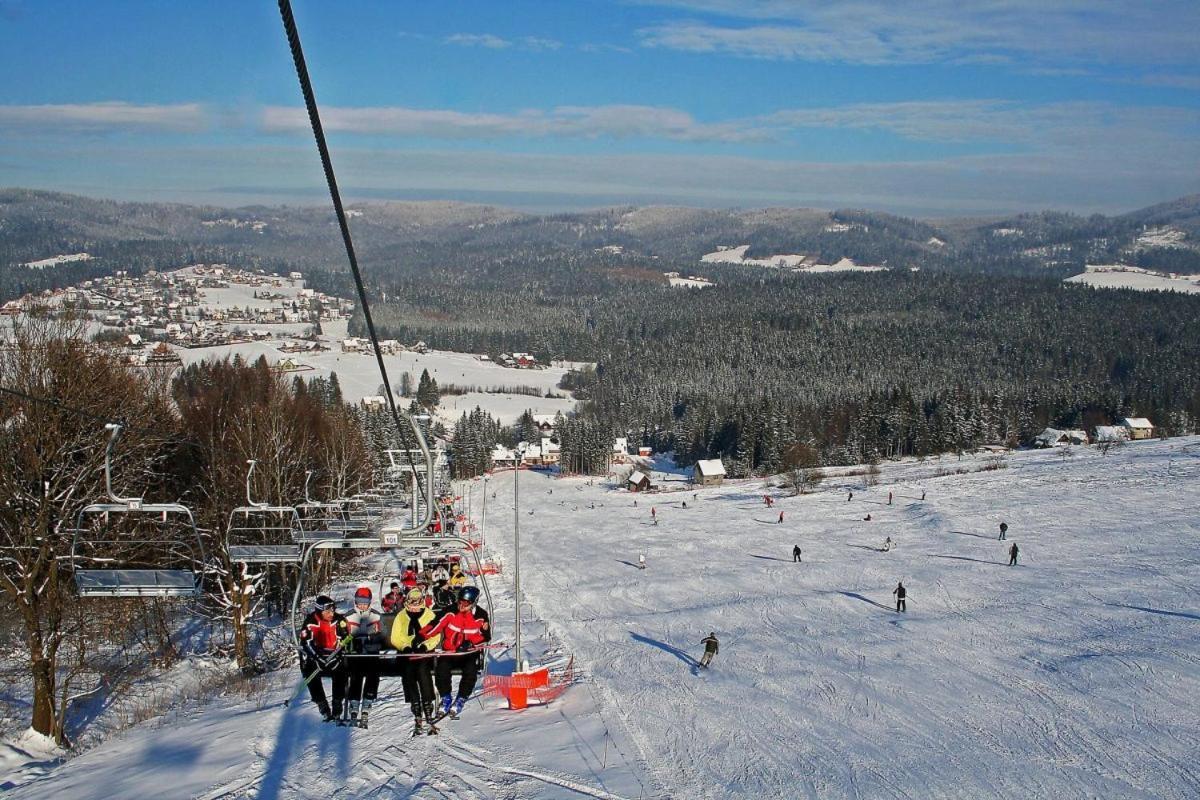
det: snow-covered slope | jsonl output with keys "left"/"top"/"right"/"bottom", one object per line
{"left": 7, "top": 438, "right": 1200, "bottom": 799}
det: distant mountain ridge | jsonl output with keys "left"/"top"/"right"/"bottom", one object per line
{"left": 3, "top": 189, "right": 1200, "bottom": 290}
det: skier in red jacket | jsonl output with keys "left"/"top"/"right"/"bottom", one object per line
{"left": 298, "top": 595, "right": 350, "bottom": 721}
{"left": 420, "top": 585, "right": 488, "bottom": 718}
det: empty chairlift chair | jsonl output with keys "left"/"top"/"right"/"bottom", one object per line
{"left": 226, "top": 461, "right": 303, "bottom": 563}
{"left": 70, "top": 424, "right": 207, "bottom": 598}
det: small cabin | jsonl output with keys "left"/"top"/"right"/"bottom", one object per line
{"left": 1120, "top": 417, "right": 1155, "bottom": 440}
{"left": 627, "top": 471, "right": 651, "bottom": 492}
{"left": 693, "top": 459, "right": 726, "bottom": 487}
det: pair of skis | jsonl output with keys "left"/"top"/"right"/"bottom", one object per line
{"left": 335, "top": 701, "right": 371, "bottom": 728}
{"left": 414, "top": 705, "right": 460, "bottom": 736}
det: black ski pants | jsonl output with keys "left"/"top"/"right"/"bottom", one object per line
{"left": 401, "top": 656, "right": 436, "bottom": 714}
{"left": 896, "top": 597, "right": 906, "bottom": 612}
{"left": 347, "top": 659, "right": 380, "bottom": 703}
{"left": 435, "top": 652, "right": 481, "bottom": 701}
{"left": 302, "top": 657, "right": 347, "bottom": 711}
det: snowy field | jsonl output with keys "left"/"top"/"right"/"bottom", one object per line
{"left": 701, "top": 246, "right": 885, "bottom": 273}
{"left": 6, "top": 437, "right": 1199, "bottom": 798}
{"left": 171, "top": 319, "right": 575, "bottom": 426}
{"left": 1065, "top": 266, "right": 1200, "bottom": 294}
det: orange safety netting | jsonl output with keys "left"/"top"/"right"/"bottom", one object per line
{"left": 483, "top": 656, "right": 574, "bottom": 708}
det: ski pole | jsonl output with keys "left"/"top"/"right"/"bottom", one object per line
{"left": 284, "top": 634, "right": 353, "bottom": 707}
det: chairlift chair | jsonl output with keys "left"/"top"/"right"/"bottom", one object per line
{"left": 225, "top": 460, "right": 303, "bottom": 563}
{"left": 69, "top": 424, "right": 207, "bottom": 598}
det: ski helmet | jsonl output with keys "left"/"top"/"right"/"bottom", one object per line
{"left": 354, "top": 586, "right": 372, "bottom": 606}
{"left": 458, "top": 585, "right": 480, "bottom": 605}
{"left": 314, "top": 595, "right": 336, "bottom": 611}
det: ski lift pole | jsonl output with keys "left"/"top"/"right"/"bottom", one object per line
{"left": 513, "top": 462, "right": 523, "bottom": 671}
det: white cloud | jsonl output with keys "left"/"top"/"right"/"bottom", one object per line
{"left": 445, "top": 33, "right": 511, "bottom": 49}
{"left": 261, "top": 104, "right": 766, "bottom": 142}
{"left": 635, "top": 1, "right": 1200, "bottom": 66}
{"left": 0, "top": 102, "right": 208, "bottom": 133}
{"left": 444, "top": 33, "right": 563, "bottom": 51}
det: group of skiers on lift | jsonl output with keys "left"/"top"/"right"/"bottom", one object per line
{"left": 298, "top": 558, "right": 490, "bottom": 732}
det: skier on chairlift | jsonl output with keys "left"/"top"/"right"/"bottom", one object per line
{"left": 381, "top": 581, "right": 404, "bottom": 613}
{"left": 346, "top": 586, "right": 382, "bottom": 725}
{"left": 420, "top": 584, "right": 488, "bottom": 719}
{"left": 298, "top": 595, "right": 350, "bottom": 721}
{"left": 391, "top": 586, "right": 441, "bottom": 732}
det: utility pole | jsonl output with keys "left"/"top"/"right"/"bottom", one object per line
{"left": 513, "top": 462, "right": 523, "bottom": 671}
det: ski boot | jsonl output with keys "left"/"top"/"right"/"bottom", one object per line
{"left": 347, "top": 700, "right": 360, "bottom": 724}
{"left": 318, "top": 701, "right": 334, "bottom": 722}
{"left": 330, "top": 703, "right": 344, "bottom": 724}
{"left": 359, "top": 699, "right": 372, "bottom": 729}
{"left": 411, "top": 703, "right": 425, "bottom": 736}
{"left": 439, "top": 695, "right": 453, "bottom": 717}
{"left": 450, "top": 696, "right": 467, "bottom": 719}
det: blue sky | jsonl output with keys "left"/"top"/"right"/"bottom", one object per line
{"left": 1, "top": 0, "right": 1198, "bottom": 215}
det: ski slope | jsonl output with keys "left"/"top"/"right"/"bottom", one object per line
{"left": 5, "top": 438, "right": 1200, "bottom": 798}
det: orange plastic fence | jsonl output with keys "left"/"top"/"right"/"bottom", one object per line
{"left": 483, "top": 656, "right": 574, "bottom": 708}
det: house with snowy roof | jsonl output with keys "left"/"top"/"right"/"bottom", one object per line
{"left": 1120, "top": 418, "right": 1155, "bottom": 440}
{"left": 490, "top": 444, "right": 517, "bottom": 468}
{"left": 693, "top": 459, "right": 726, "bottom": 486}
{"left": 1034, "top": 428, "right": 1088, "bottom": 448}
{"left": 1094, "top": 425, "right": 1129, "bottom": 443}
{"left": 627, "top": 471, "right": 651, "bottom": 492}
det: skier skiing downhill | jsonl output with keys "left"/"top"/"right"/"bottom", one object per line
{"left": 345, "top": 586, "right": 382, "bottom": 725}
{"left": 999, "top": 522, "right": 1009, "bottom": 540}
{"left": 298, "top": 595, "right": 350, "bottom": 721}
{"left": 420, "top": 585, "right": 488, "bottom": 719}
{"left": 893, "top": 582, "right": 907, "bottom": 612}
{"left": 1009, "top": 542, "right": 1019, "bottom": 566}
{"left": 390, "top": 587, "right": 441, "bottom": 732}
{"left": 638, "top": 553, "right": 646, "bottom": 570}
{"left": 792, "top": 545, "right": 802, "bottom": 563}
{"left": 699, "top": 633, "right": 719, "bottom": 668}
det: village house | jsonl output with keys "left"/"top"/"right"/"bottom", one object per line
{"left": 342, "top": 337, "right": 365, "bottom": 353}
{"left": 1034, "top": 428, "right": 1088, "bottom": 448}
{"left": 693, "top": 459, "right": 726, "bottom": 487}
{"left": 627, "top": 471, "right": 651, "bottom": 492}
{"left": 360, "top": 395, "right": 387, "bottom": 411}
{"left": 490, "top": 444, "right": 518, "bottom": 468}
{"left": 1094, "top": 425, "right": 1129, "bottom": 443}
{"left": 1120, "top": 417, "right": 1155, "bottom": 440}
{"left": 611, "top": 437, "right": 629, "bottom": 465}
{"left": 378, "top": 340, "right": 404, "bottom": 355}
{"left": 533, "top": 414, "right": 557, "bottom": 436}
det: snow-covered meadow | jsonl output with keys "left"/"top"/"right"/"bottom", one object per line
{"left": 1065, "top": 265, "right": 1200, "bottom": 294}
{"left": 4, "top": 438, "right": 1199, "bottom": 799}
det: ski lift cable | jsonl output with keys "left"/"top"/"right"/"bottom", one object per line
{"left": 276, "top": 0, "right": 438, "bottom": 531}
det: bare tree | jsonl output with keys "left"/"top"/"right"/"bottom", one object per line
{"left": 0, "top": 318, "right": 176, "bottom": 744}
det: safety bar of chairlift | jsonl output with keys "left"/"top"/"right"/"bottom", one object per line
{"left": 289, "top": 534, "right": 492, "bottom": 654}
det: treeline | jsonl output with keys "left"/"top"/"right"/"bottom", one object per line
{"left": 358, "top": 264, "right": 1200, "bottom": 473}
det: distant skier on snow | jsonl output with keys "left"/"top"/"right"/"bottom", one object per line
{"left": 792, "top": 545, "right": 802, "bottom": 563}
{"left": 1008, "top": 542, "right": 1019, "bottom": 566}
{"left": 848, "top": 490, "right": 854, "bottom": 502}
{"left": 638, "top": 553, "right": 646, "bottom": 570}
{"left": 893, "top": 582, "right": 907, "bottom": 612}
{"left": 778, "top": 510, "right": 785, "bottom": 524}
{"left": 999, "top": 521, "right": 1008, "bottom": 540}
{"left": 883, "top": 536, "right": 892, "bottom": 552}
{"left": 699, "top": 632, "right": 719, "bottom": 668}
{"left": 888, "top": 491, "right": 893, "bottom": 505}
